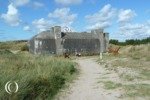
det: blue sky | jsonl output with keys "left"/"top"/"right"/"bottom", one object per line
{"left": 0, "top": 0, "right": 150, "bottom": 41}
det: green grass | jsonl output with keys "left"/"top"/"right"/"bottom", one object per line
{"left": 0, "top": 41, "right": 27, "bottom": 50}
{"left": 0, "top": 52, "right": 77, "bottom": 100}
{"left": 119, "top": 74, "right": 135, "bottom": 81}
{"left": 123, "top": 84, "right": 150, "bottom": 97}
{"left": 101, "top": 81, "right": 150, "bottom": 98}
{"left": 140, "top": 70, "right": 150, "bottom": 80}
{"left": 101, "top": 81, "right": 122, "bottom": 90}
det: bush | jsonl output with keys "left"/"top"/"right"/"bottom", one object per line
{"left": 21, "top": 44, "right": 29, "bottom": 51}
{"left": 109, "top": 37, "right": 150, "bottom": 46}
{"left": 109, "top": 39, "right": 119, "bottom": 45}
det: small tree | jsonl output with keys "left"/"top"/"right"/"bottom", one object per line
{"left": 109, "top": 39, "right": 119, "bottom": 45}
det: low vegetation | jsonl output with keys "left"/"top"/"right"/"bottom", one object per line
{"left": 0, "top": 41, "right": 27, "bottom": 50}
{"left": 101, "top": 81, "right": 122, "bottom": 90}
{"left": 98, "top": 43, "right": 150, "bottom": 99}
{"left": 110, "top": 37, "right": 150, "bottom": 45}
{"left": 20, "top": 44, "right": 29, "bottom": 51}
{"left": 0, "top": 50, "right": 77, "bottom": 99}
{"left": 99, "top": 80, "right": 150, "bottom": 98}
{"left": 123, "top": 84, "right": 150, "bottom": 98}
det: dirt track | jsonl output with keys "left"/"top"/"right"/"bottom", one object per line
{"left": 54, "top": 58, "right": 121, "bottom": 100}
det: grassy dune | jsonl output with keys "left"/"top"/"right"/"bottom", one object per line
{"left": 0, "top": 51, "right": 76, "bottom": 100}
{"left": 98, "top": 44, "right": 150, "bottom": 99}
{"left": 0, "top": 41, "right": 27, "bottom": 50}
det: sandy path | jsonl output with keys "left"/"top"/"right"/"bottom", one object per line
{"left": 54, "top": 58, "right": 121, "bottom": 100}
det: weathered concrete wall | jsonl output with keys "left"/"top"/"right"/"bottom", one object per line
{"left": 53, "top": 26, "right": 63, "bottom": 55}
{"left": 28, "top": 37, "right": 35, "bottom": 54}
{"left": 28, "top": 26, "right": 109, "bottom": 55}
{"left": 104, "top": 33, "right": 109, "bottom": 52}
{"left": 34, "top": 38, "right": 56, "bottom": 54}
{"left": 63, "top": 39, "right": 100, "bottom": 54}
{"left": 91, "top": 29, "right": 105, "bottom": 52}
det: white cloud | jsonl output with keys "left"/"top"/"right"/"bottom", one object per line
{"left": 48, "top": 8, "right": 77, "bottom": 27}
{"left": 1, "top": 3, "right": 20, "bottom": 26}
{"left": 32, "top": 8, "right": 76, "bottom": 32}
{"left": 12, "top": 0, "right": 30, "bottom": 7}
{"left": 117, "top": 21, "right": 150, "bottom": 39}
{"left": 85, "top": 4, "right": 116, "bottom": 29}
{"left": 32, "top": 18, "right": 54, "bottom": 32}
{"left": 1, "top": 0, "right": 30, "bottom": 27}
{"left": 84, "top": 4, "right": 149, "bottom": 39}
{"left": 32, "top": 2, "right": 44, "bottom": 9}
{"left": 118, "top": 9, "right": 136, "bottom": 23}
{"left": 86, "top": 22, "right": 111, "bottom": 30}
{"left": 23, "top": 25, "right": 31, "bottom": 31}
{"left": 117, "top": 9, "right": 150, "bottom": 39}
{"left": 55, "top": 0, "right": 82, "bottom": 5}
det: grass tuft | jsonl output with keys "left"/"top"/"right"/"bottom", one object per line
{"left": 101, "top": 81, "right": 122, "bottom": 90}
{"left": 0, "top": 52, "right": 77, "bottom": 99}
{"left": 123, "top": 84, "right": 150, "bottom": 97}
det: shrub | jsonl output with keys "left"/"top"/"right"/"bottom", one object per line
{"left": 21, "top": 44, "right": 29, "bottom": 51}
{"left": 109, "top": 37, "right": 150, "bottom": 46}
